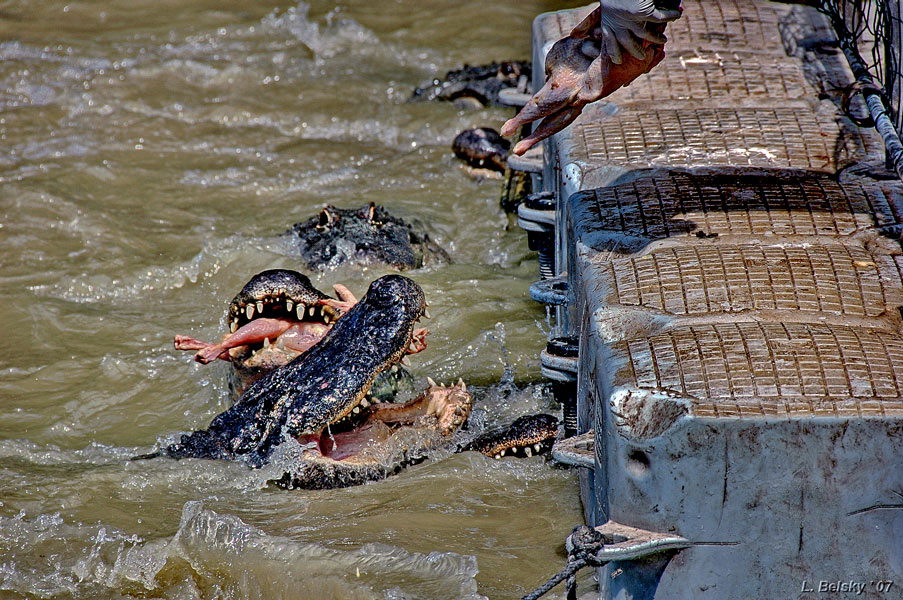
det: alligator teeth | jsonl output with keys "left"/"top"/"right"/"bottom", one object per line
{"left": 457, "top": 378, "right": 466, "bottom": 391}
{"left": 352, "top": 406, "right": 360, "bottom": 414}
{"left": 286, "top": 299, "right": 294, "bottom": 313}
{"left": 525, "top": 447, "right": 533, "bottom": 457}
{"left": 494, "top": 453, "right": 501, "bottom": 459}
{"left": 423, "top": 308, "right": 431, "bottom": 319}
{"left": 263, "top": 337, "right": 270, "bottom": 348}
{"left": 408, "top": 341, "right": 417, "bottom": 353}
{"left": 499, "top": 448, "right": 506, "bottom": 456}
{"left": 426, "top": 377, "right": 437, "bottom": 387}
{"left": 360, "top": 399, "right": 369, "bottom": 408}
{"left": 308, "top": 306, "right": 316, "bottom": 318}
{"left": 246, "top": 304, "right": 255, "bottom": 319}
{"left": 256, "top": 301, "right": 264, "bottom": 315}
{"left": 401, "top": 356, "right": 411, "bottom": 367}
{"left": 296, "top": 305, "right": 304, "bottom": 320}
{"left": 391, "top": 365, "right": 398, "bottom": 373}
{"left": 230, "top": 319, "right": 238, "bottom": 333}
{"left": 534, "top": 443, "right": 541, "bottom": 452}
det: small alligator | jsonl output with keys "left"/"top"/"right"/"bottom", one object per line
{"left": 288, "top": 203, "right": 450, "bottom": 271}
{"left": 452, "top": 127, "right": 510, "bottom": 174}
{"left": 412, "top": 60, "right": 532, "bottom": 108}
{"left": 149, "top": 274, "right": 559, "bottom": 489}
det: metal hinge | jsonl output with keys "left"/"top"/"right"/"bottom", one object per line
{"left": 551, "top": 430, "right": 594, "bottom": 468}
{"left": 566, "top": 521, "right": 692, "bottom": 563}
{"left": 530, "top": 276, "right": 569, "bottom": 305}
{"left": 507, "top": 145, "right": 543, "bottom": 173}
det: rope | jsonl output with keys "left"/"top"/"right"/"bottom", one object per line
{"left": 521, "top": 525, "right": 612, "bottom": 600}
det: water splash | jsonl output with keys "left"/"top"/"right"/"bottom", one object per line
{"left": 0, "top": 501, "right": 485, "bottom": 599}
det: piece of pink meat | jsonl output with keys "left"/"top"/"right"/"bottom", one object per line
{"left": 174, "top": 318, "right": 330, "bottom": 364}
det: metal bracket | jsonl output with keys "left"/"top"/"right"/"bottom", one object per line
{"left": 498, "top": 87, "right": 533, "bottom": 107}
{"left": 566, "top": 521, "right": 692, "bottom": 563}
{"left": 540, "top": 349, "right": 577, "bottom": 382}
{"left": 517, "top": 202, "right": 556, "bottom": 228}
{"left": 530, "top": 276, "right": 569, "bottom": 305}
{"left": 551, "top": 430, "right": 595, "bottom": 468}
{"left": 507, "top": 146, "right": 543, "bottom": 173}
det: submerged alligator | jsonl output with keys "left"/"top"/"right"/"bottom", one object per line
{"left": 288, "top": 203, "right": 450, "bottom": 271}
{"left": 154, "top": 274, "right": 559, "bottom": 489}
{"left": 452, "top": 127, "right": 510, "bottom": 174}
{"left": 412, "top": 60, "right": 532, "bottom": 108}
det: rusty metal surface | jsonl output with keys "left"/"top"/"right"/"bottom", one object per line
{"left": 588, "top": 244, "right": 903, "bottom": 321}
{"left": 569, "top": 168, "right": 903, "bottom": 241}
{"left": 569, "top": 103, "right": 883, "bottom": 172}
{"left": 606, "top": 50, "right": 816, "bottom": 104}
{"left": 615, "top": 322, "right": 903, "bottom": 417}
{"left": 542, "top": 0, "right": 884, "bottom": 199}
{"left": 665, "top": 0, "right": 794, "bottom": 53}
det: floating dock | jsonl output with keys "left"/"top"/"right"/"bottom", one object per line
{"left": 519, "top": 1, "right": 903, "bottom": 597}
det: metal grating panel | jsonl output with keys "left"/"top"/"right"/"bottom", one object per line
{"left": 606, "top": 50, "right": 816, "bottom": 104}
{"left": 590, "top": 245, "right": 902, "bottom": 319}
{"left": 571, "top": 104, "right": 882, "bottom": 171}
{"left": 666, "top": 0, "right": 793, "bottom": 53}
{"left": 572, "top": 170, "right": 903, "bottom": 239}
{"left": 616, "top": 322, "right": 903, "bottom": 416}
{"left": 533, "top": 8, "right": 585, "bottom": 46}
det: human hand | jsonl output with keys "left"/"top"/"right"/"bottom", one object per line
{"left": 576, "top": 1, "right": 681, "bottom": 64}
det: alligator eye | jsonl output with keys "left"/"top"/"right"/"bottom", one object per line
{"left": 317, "top": 208, "right": 335, "bottom": 230}
{"left": 364, "top": 203, "right": 384, "bottom": 228}
{"left": 365, "top": 275, "right": 409, "bottom": 308}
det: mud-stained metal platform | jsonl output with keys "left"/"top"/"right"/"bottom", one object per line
{"left": 523, "top": 1, "right": 903, "bottom": 598}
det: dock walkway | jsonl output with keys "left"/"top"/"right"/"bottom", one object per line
{"left": 525, "top": 1, "right": 903, "bottom": 597}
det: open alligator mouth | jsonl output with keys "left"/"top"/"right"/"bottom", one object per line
{"left": 463, "top": 413, "right": 560, "bottom": 459}
{"left": 174, "top": 269, "right": 357, "bottom": 380}
{"left": 157, "top": 275, "right": 431, "bottom": 469}
{"left": 226, "top": 269, "right": 341, "bottom": 333}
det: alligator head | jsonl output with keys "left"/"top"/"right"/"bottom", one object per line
{"left": 411, "top": 60, "right": 532, "bottom": 108}
{"left": 289, "top": 203, "right": 450, "bottom": 271}
{"left": 174, "top": 269, "right": 359, "bottom": 396}
{"left": 152, "top": 274, "right": 560, "bottom": 490}
{"left": 463, "top": 413, "right": 560, "bottom": 459}
{"left": 452, "top": 127, "right": 510, "bottom": 174}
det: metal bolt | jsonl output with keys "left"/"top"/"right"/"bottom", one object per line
{"left": 547, "top": 336, "right": 579, "bottom": 438}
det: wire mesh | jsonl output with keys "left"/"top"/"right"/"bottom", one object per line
{"left": 816, "top": 1, "right": 903, "bottom": 146}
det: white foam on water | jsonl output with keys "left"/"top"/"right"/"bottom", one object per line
{"left": 0, "top": 500, "right": 484, "bottom": 599}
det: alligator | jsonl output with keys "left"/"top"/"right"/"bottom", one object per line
{"left": 288, "top": 203, "right": 450, "bottom": 271}
{"left": 452, "top": 127, "right": 510, "bottom": 174}
{"left": 149, "top": 274, "right": 559, "bottom": 489}
{"left": 411, "top": 60, "right": 532, "bottom": 108}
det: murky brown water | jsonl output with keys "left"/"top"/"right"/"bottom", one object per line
{"left": 0, "top": 1, "right": 586, "bottom": 598}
